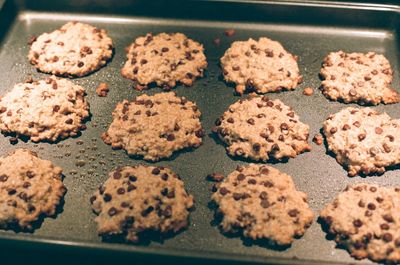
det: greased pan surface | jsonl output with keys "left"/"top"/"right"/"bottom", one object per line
{"left": 0, "top": 0, "right": 399, "bottom": 264}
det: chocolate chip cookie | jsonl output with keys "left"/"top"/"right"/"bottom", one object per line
{"left": 28, "top": 21, "right": 113, "bottom": 77}
{"left": 121, "top": 32, "right": 207, "bottom": 90}
{"left": 220, "top": 37, "right": 302, "bottom": 94}
{"left": 91, "top": 165, "right": 194, "bottom": 242}
{"left": 213, "top": 96, "right": 310, "bottom": 161}
{"left": 320, "top": 51, "right": 399, "bottom": 105}
{"left": 211, "top": 164, "right": 314, "bottom": 245}
{"left": 323, "top": 107, "right": 400, "bottom": 176}
{"left": 320, "top": 183, "right": 400, "bottom": 263}
{"left": 102, "top": 92, "right": 204, "bottom": 161}
{"left": 0, "top": 149, "right": 66, "bottom": 230}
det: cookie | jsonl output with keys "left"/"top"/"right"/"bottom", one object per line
{"left": 220, "top": 37, "right": 302, "bottom": 94}
{"left": 323, "top": 107, "right": 400, "bottom": 176}
{"left": 0, "top": 76, "right": 90, "bottom": 142}
{"left": 91, "top": 165, "right": 194, "bottom": 242}
{"left": 102, "top": 92, "right": 203, "bottom": 161}
{"left": 213, "top": 96, "right": 311, "bottom": 161}
{"left": 320, "top": 183, "right": 400, "bottom": 263}
{"left": 0, "top": 149, "right": 66, "bottom": 230}
{"left": 211, "top": 164, "right": 313, "bottom": 245}
{"left": 121, "top": 32, "right": 207, "bottom": 90}
{"left": 28, "top": 21, "right": 113, "bottom": 77}
{"left": 320, "top": 51, "right": 399, "bottom": 105}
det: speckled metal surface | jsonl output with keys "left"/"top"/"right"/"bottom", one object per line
{"left": 0, "top": 0, "right": 399, "bottom": 264}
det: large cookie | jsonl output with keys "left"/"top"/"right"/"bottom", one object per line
{"left": 211, "top": 164, "right": 314, "bottom": 245}
{"left": 213, "top": 96, "right": 311, "bottom": 161}
{"left": 320, "top": 183, "right": 400, "bottom": 263}
{"left": 0, "top": 149, "right": 66, "bottom": 230}
{"left": 121, "top": 32, "right": 207, "bottom": 90}
{"left": 91, "top": 165, "right": 194, "bottom": 242}
{"left": 28, "top": 21, "right": 113, "bottom": 77}
{"left": 320, "top": 51, "right": 399, "bottom": 105}
{"left": 102, "top": 92, "right": 204, "bottom": 161}
{"left": 0, "top": 76, "right": 90, "bottom": 142}
{"left": 220, "top": 37, "right": 302, "bottom": 94}
{"left": 323, "top": 107, "right": 400, "bottom": 176}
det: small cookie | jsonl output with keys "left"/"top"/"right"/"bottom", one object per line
{"left": 28, "top": 21, "right": 113, "bottom": 77}
{"left": 0, "top": 76, "right": 89, "bottom": 142}
{"left": 213, "top": 96, "right": 310, "bottom": 161}
{"left": 0, "top": 149, "right": 66, "bottom": 230}
{"left": 323, "top": 107, "right": 400, "bottom": 176}
{"left": 102, "top": 92, "right": 203, "bottom": 161}
{"left": 320, "top": 183, "right": 400, "bottom": 263}
{"left": 211, "top": 164, "right": 313, "bottom": 245}
{"left": 220, "top": 37, "right": 302, "bottom": 94}
{"left": 121, "top": 33, "right": 207, "bottom": 90}
{"left": 320, "top": 51, "right": 399, "bottom": 105}
{"left": 91, "top": 165, "right": 194, "bottom": 242}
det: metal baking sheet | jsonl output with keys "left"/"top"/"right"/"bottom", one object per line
{"left": 0, "top": 0, "right": 399, "bottom": 264}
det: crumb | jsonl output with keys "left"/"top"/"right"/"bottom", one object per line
{"left": 249, "top": 92, "right": 258, "bottom": 97}
{"left": 24, "top": 75, "right": 34, "bottom": 83}
{"left": 96, "top": 83, "right": 109, "bottom": 97}
{"left": 207, "top": 173, "right": 224, "bottom": 182}
{"left": 213, "top": 38, "right": 221, "bottom": 46}
{"left": 303, "top": 87, "right": 313, "bottom": 96}
{"left": 28, "top": 36, "right": 37, "bottom": 45}
{"left": 312, "top": 134, "right": 323, "bottom": 145}
{"left": 224, "top": 29, "right": 235, "bottom": 37}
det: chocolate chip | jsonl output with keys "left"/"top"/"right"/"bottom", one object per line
{"left": 164, "top": 189, "right": 175, "bottom": 198}
{"left": 103, "top": 193, "right": 112, "bottom": 202}
{"left": 113, "top": 171, "right": 122, "bottom": 179}
{"left": 259, "top": 191, "right": 268, "bottom": 200}
{"left": 115, "top": 188, "right": 125, "bottom": 195}
{"left": 353, "top": 121, "right": 361, "bottom": 127}
{"left": 383, "top": 143, "right": 391, "bottom": 153}
{"left": 353, "top": 219, "right": 363, "bottom": 227}
{"left": 252, "top": 143, "right": 261, "bottom": 152}
{"left": 280, "top": 123, "right": 288, "bottom": 131}
{"left": 227, "top": 117, "right": 234, "bottom": 123}
{"left": 161, "top": 173, "right": 169, "bottom": 181}
{"left": 232, "top": 65, "right": 240, "bottom": 71}
{"left": 248, "top": 178, "right": 256, "bottom": 184}
{"left": 260, "top": 200, "right": 270, "bottom": 208}
{"left": 358, "top": 134, "right": 366, "bottom": 141}
{"left": 152, "top": 168, "right": 160, "bottom": 175}
{"left": 77, "top": 61, "right": 84, "bottom": 67}
{"left": 8, "top": 189, "right": 16, "bottom": 195}
{"left": 140, "top": 59, "right": 148, "bottom": 65}
{"left": 161, "top": 47, "right": 169, "bottom": 52}
{"left": 127, "top": 184, "right": 136, "bottom": 192}
{"left": 247, "top": 118, "right": 255, "bottom": 125}
{"left": 358, "top": 200, "right": 365, "bottom": 207}
{"left": 369, "top": 186, "right": 377, "bottom": 192}
{"left": 237, "top": 174, "right": 245, "bottom": 181}
{"left": 376, "top": 197, "right": 384, "bottom": 203}
{"left": 65, "top": 118, "right": 73, "bottom": 124}
{"left": 367, "top": 203, "right": 376, "bottom": 210}
{"left": 108, "top": 207, "right": 117, "bottom": 216}
{"left": 330, "top": 127, "right": 337, "bottom": 134}
{"left": 375, "top": 127, "right": 383, "bottom": 134}
{"left": 0, "top": 175, "right": 8, "bottom": 182}
{"left": 288, "top": 209, "right": 299, "bottom": 217}
{"left": 386, "top": 135, "right": 394, "bottom": 142}
{"left": 128, "top": 175, "right": 137, "bottom": 182}
{"left": 349, "top": 89, "right": 357, "bottom": 96}
{"left": 23, "top": 182, "right": 31, "bottom": 188}
{"left": 383, "top": 233, "right": 393, "bottom": 242}
{"left": 342, "top": 124, "right": 350, "bottom": 130}
{"left": 380, "top": 223, "right": 390, "bottom": 230}
{"left": 195, "top": 130, "right": 204, "bottom": 138}
{"left": 167, "top": 134, "right": 175, "bottom": 141}
{"left": 383, "top": 214, "right": 394, "bottom": 223}
{"left": 90, "top": 195, "right": 96, "bottom": 204}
